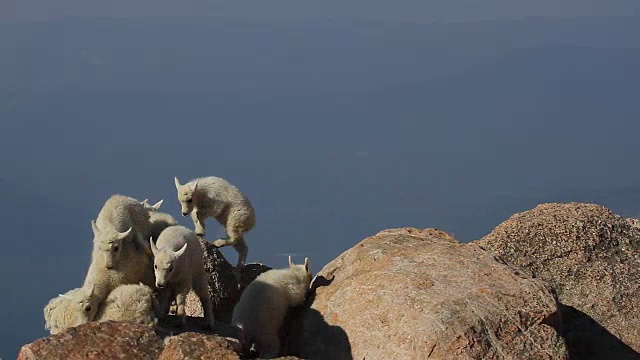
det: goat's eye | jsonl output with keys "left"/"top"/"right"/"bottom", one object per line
{"left": 154, "top": 264, "right": 157, "bottom": 270}
{"left": 84, "top": 305, "right": 92, "bottom": 312}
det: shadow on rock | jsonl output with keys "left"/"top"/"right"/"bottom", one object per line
{"left": 283, "top": 275, "right": 353, "bottom": 360}
{"left": 560, "top": 304, "right": 640, "bottom": 360}
{"left": 155, "top": 315, "right": 242, "bottom": 340}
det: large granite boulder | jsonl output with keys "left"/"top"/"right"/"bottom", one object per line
{"left": 286, "top": 227, "right": 568, "bottom": 360}
{"left": 476, "top": 202, "right": 640, "bottom": 359}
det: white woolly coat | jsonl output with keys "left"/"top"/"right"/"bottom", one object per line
{"left": 231, "top": 265, "right": 312, "bottom": 357}
{"left": 44, "top": 287, "right": 98, "bottom": 335}
{"left": 95, "top": 283, "right": 157, "bottom": 327}
{"left": 151, "top": 225, "right": 214, "bottom": 330}
{"left": 83, "top": 232, "right": 155, "bottom": 303}
{"left": 94, "top": 194, "right": 154, "bottom": 252}
{"left": 183, "top": 176, "right": 256, "bottom": 230}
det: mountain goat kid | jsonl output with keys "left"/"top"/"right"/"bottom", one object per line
{"left": 174, "top": 176, "right": 255, "bottom": 270}
{"left": 232, "top": 256, "right": 313, "bottom": 359}
{"left": 150, "top": 225, "right": 215, "bottom": 330}
{"left": 94, "top": 283, "right": 158, "bottom": 327}
{"left": 43, "top": 285, "right": 99, "bottom": 335}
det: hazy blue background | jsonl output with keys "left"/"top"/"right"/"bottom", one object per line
{"left": 2, "top": 1, "right": 640, "bottom": 357}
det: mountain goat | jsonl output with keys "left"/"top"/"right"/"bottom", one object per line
{"left": 43, "top": 285, "right": 99, "bottom": 335}
{"left": 173, "top": 176, "right": 256, "bottom": 270}
{"left": 151, "top": 225, "right": 215, "bottom": 330}
{"left": 91, "top": 194, "right": 162, "bottom": 264}
{"left": 83, "top": 211, "right": 156, "bottom": 304}
{"left": 232, "top": 256, "right": 313, "bottom": 358}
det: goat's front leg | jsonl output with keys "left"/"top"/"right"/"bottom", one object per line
{"left": 191, "top": 210, "right": 206, "bottom": 237}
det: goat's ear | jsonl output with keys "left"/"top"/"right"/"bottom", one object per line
{"left": 174, "top": 177, "right": 181, "bottom": 190}
{"left": 304, "top": 257, "right": 310, "bottom": 273}
{"left": 88, "top": 284, "right": 96, "bottom": 297}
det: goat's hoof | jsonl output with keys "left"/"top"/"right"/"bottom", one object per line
{"left": 212, "top": 240, "right": 227, "bottom": 248}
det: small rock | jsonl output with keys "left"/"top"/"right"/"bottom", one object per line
{"left": 158, "top": 332, "right": 240, "bottom": 360}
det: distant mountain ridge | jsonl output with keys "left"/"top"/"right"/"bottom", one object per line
{"left": 2, "top": 15, "right": 640, "bottom": 95}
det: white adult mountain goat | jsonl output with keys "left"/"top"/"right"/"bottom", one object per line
{"left": 232, "top": 256, "right": 313, "bottom": 359}
{"left": 43, "top": 285, "right": 99, "bottom": 335}
{"left": 173, "top": 176, "right": 256, "bottom": 269}
{"left": 94, "top": 283, "right": 158, "bottom": 327}
{"left": 91, "top": 194, "right": 163, "bottom": 263}
{"left": 150, "top": 225, "right": 215, "bottom": 330}
{"left": 83, "top": 196, "right": 157, "bottom": 303}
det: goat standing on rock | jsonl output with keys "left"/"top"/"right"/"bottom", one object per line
{"left": 174, "top": 176, "right": 256, "bottom": 270}
{"left": 150, "top": 225, "right": 215, "bottom": 330}
{"left": 232, "top": 256, "right": 313, "bottom": 359}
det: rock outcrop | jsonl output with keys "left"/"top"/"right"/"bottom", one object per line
{"left": 476, "top": 202, "right": 640, "bottom": 359}
{"left": 23, "top": 205, "right": 638, "bottom": 359}
{"left": 185, "top": 239, "right": 271, "bottom": 322}
{"left": 18, "top": 320, "right": 297, "bottom": 360}
{"left": 286, "top": 227, "right": 568, "bottom": 360}
{"left": 17, "top": 321, "right": 164, "bottom": 360}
